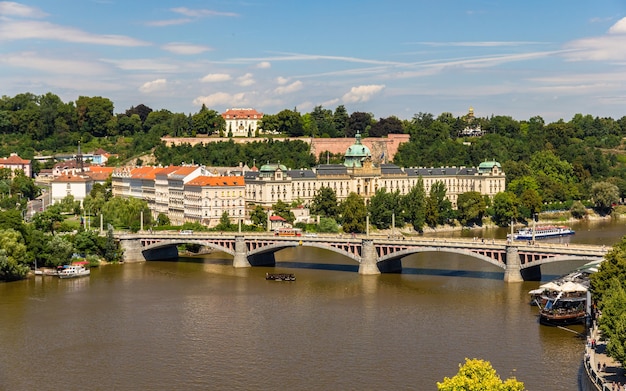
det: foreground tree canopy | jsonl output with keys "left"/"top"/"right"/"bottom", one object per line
{"left": 591, "top": 236, "right": 626, "bottom": 365}
{"left": 437, "top": 358, "right": 525, "bottom": 391}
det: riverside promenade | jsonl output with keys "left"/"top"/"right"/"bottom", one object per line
{"left": 584, "top": 325, "right": 626, "bottom": 390}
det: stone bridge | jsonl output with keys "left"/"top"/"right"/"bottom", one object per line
{"left": 116, "top": 233, "right": 607, "bottom": 282}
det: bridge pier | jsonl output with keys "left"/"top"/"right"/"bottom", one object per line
{"left": 503, "top": 246, "right": 523, "bottom": 283}
{"left": 359, "top": 239, "right": 381, "bottom": 275}
{"left": 233, "top": 236, "right": 251, "bottom": 268}
{"left": 119, "top": 238, "right": 145, "bottom": 263}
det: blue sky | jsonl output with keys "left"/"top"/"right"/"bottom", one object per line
{"left": 2, "top": 1, "right": 626, "bottom": 122}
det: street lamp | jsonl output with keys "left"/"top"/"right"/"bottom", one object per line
{"left": 532, "top": 213, "right": 538, "bottom": 244}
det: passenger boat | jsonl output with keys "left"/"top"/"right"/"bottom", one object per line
{"left": 539, "top": 288, "right": 587, "bottom": 326}
{"left": 58, "top": 265, "right": 91, "bottom": 279}
{"left": 510, "top": 225, "right": 575, "bottom": 240}
{"left": 265, "top": 273, "right": 296, "bottom": 281}
{"left": 529, "top": 260, "right": 602, "bottom": 326}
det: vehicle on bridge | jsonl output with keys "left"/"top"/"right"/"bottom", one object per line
{"left": 274, "top": 228, "right": 302, "bottom": 237}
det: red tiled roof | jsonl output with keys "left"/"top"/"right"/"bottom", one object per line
{"left": 0, "top": 154, "right": 30, "bottom": 164}
{"left": 186, "top": 176, "right": 244, "bottom": 187}
{"left": 269, "top": 215, "right": 286, "bottom": 221}
{"left": 52, "top": 174, "right": 90, "bottom": 183}
{"left": 221, "top": 108, "right": 263, "bottom": 119}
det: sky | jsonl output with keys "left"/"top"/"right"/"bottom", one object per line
{"left": 2, "top": 1, "right": 626, "bottom": 123}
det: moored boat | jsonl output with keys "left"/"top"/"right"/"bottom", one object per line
{"left": 58, "top": 265, "right": 90, "bottom": 279}
{"left": 509, "top": 225, "right": 575, "bottom": 240}
{"left": 265, "top": 273, "right": 296, "bottom": 281}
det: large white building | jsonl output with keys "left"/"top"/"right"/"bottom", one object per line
{"left": 112, "top": 165, "right": 246, "bottom": 227}
{"left": 245, "top": 134, "right": 505, "bottom": 208}
{"left": 111, "top": 134, "right": 505, "bottom": 227}
{"left": 221, "top": 108, "right": 263, "bottom": 137}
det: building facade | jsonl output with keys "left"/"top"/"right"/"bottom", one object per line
{"left": 221, "top": 108, "right": 263, "bottom": 137}
{"left": 111, "top": 135, "right": 506, "bottom": 227}
{"left": 0, "top": 153, "right": 32, "bottom": 177}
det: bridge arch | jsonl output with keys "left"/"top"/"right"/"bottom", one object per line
{"left": 377, "top": 247, "right": 506, "bottom": 270}
{"left": 143, "top": 239, "right": 236, "bottom": 257}
{"left": 520, "top": 254, "right": 604, "bottom": 269}
{"left": 247, "top": 241, "right": 362, "bottom": 264}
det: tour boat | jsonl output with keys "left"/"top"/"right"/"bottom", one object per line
{"left": 538, "top": 288, "right": 587, "bottom": 326}
{"left": 510, "top": 225, "right": 575, "bottom": 240}
{"left": 265, "top": 273, "right": 296, "bottom": 281}
{"left": 57, "top": 265, "right": 91, "bottom": 279}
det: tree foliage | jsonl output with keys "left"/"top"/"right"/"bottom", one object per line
{"left": 310, "top": 187, "right": 339, "bottom": 218}
{"left": 339, "top": 192, "right": 367, "bottom": 233}
{"left": 437, "top": 358, "right": 525, "bottom": 391}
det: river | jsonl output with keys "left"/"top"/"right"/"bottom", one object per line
{"left": 1, "top": 219, "right": 624, "bottom": 390}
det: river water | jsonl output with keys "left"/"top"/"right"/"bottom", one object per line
{"left": 1, "top": 219, "right": 624, "bottom": 390}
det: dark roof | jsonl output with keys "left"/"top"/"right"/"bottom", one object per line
{"left": 315, "top": 164, "right": 348, "bottom": 176}
{"left": 405, "top": 167, "right": 479, "bottom": 177}
{"left": 380, "top": 163, "right": 405, "bottom": 175}
{"left": 286, "top": 169, "right": 316, "bottom": 178}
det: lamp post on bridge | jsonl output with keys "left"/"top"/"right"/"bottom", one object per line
{"left": 532, "top": 213, "right": 537, "bottom": 244}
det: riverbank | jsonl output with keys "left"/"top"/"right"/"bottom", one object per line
{"left": 382, "top": 210, "right": 626, "bottom": 237}
{"left": 584, "top": 325, "right": 626, "bottom": 390}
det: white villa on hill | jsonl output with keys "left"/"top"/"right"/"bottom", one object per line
{"left": 221, "top": 108, "right": 263, "bottom": 137}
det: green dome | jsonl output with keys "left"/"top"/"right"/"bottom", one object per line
{"left": 478, "top": 161, "right": 501, "bottom": 173}
{"left": 345, "top": 133, "right": 370, "bottom": 157}
{"left": 259, "top": 162, "right": 287, "bottom": 172}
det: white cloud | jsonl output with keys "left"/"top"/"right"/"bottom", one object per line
{"left": 562, "top": 17, "right": 626, "bottom": 61}
{"left": 276, "top": 76, "right": 289, "bottom": 85}
{"left": 274, "top": 80, "right": 303, "bottom": 95}
{"left": 193, "top": 92, "right": 247, "bottom": 107}
{"left": 171, "top": 7, "right": 238, "bottom": 18}
{"left": 236, "top": 73, "right": 255, "bottom": 87}
{"left": 0, "top": 51, "right": 109, "bottom": 75}
{"left": 342, "top": 84, "right": 385, "bottom": 103}
{"left": 102, "top": 58, "right": 179, "bottom": 72}
{"left": 162, "top": 42, "right": 211, "bottom": 55}
{"left": 201, "top": 73, "right": 232, "bottom": 83}
{"left": 139, "top": 79, "right": 167, "bottom": 93}
{"left": 256, "top": 61, "right": 271, "bottom": 69}
{"left": 608, "top": 17, "right": 626, "bottom": 34}
{"left": 0, "top": 20, "right": 149, "bottom": 46}
{"left": 145, "top": 18, "right": 192, "bottom": 27}
{"left": 0, "top": 1, "right": 47, "bottom": 18}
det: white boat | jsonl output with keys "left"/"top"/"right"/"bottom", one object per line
{"left": 509, "top": 225, "right": 575, "bottom": 240}
{"left": 58, "top": 265, "right": 91, "bottom": 279}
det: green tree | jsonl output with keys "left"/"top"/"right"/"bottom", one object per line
{"left": 456, "top": 191, "right": 487, "bottom": 226}
{"left": 103, "top": 227, "right": 119, "bottom": 262}
{"left": 276, "top": 109, "right": 304, "bottom": 137}
{"left": 368, "top": 188, "right": 402, "bottom": 230}
{"left": 32, "top": 204, "right": 64, "bottom": 235}
{"left": 249, "top": 205, "right": 267, "bottom": 229}
{"left": 272, "top": 199, "right": 295, "bottom": 223}
{"left": 339, "top": 192, "right": 367, "bottom": 233}
{"left": 215, "top": 211, "right": 235, "bottom": 231}
{"left": 41, "top": 235, "right": 74, "bottom": 267}
{"left": 318, "top": 217, "right": 339, "bottom": 233}
{"left": 590, "top": 237, "right": 626, "bottom": 302}
{"left": 590, "top": 181, "right": 619, "bottom": 215}
{"left": 0, "top": 228, "right": 29, "bottom": 281}
{"left": 518, "top": 189, "right": 543, "bottom": 218}
{"left": 310, "top": 187, "right": 339, "bottom": 218}
{"left": 402, "top": 178, "right": 426, "bottom": 232}
{"left": 425, "top": 181, "right": 452, "bottom": 228}
{"left": 597, "top": 278, "right": 626, "bottom": 365}
{"left": 437, "top": 358, "right": 525, "bottom": 391}
{"left": 570, "top": 200, "right": 587, "bottom": 219}
{"left": 491, "top": 192, "right": 519, "bottom": 227}
{"left": 76, "top": 96, "right": 115, "bottom": 137}
{"left": 156, "top": 213, "right": 170, "bottom": 226}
